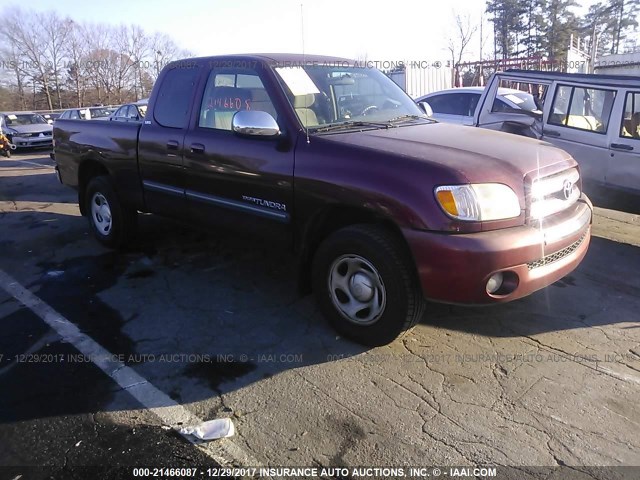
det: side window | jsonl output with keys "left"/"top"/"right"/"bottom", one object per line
{"left": 468, "top": 94, "right": 481, "bottom": 116}
{"left": 198, "top": 69, "right": 278, "bottom": 131}
{"left": 69, "top": 110, "right": 80, "bottom": 120}
{"left": 154, "top": 64, "right": 200, "bottom": 129}
{"left": 59, "top": 111, "right": 68, "bottom": 120}
{"left": 428, "top": 94, "right": 470, "bottom": 116}
{"left": 621, "top": 92, "right": 640, "bottom": 139}
{"left": 493, "top": 79, "right": 547, "bottom": 113}
{"left": 114, "top": 106, "right": 127, "bottom": 119}
{"left": 549, "top": 85, "right": 616, "bottom": 133}
{"left": 493, "top": 99, "right": 512, "bottom": 112}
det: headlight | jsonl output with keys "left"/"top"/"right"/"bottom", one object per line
{"left": 435, "top": 184, "right": 521, "bottom": 221}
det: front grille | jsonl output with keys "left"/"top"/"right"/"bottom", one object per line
{"left": 527, "top": 231, "right": 587, "bottom": 270}
{"left": 528, "top": 168, "right": 580, "bottom": 221}
{"left": 18, "top": 132, "right": 51, "bottom": 138}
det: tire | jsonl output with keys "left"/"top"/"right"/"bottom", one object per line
{"left": 312, "top": 224, "right": 426, "bottom": 346}
{"left": 85, "top": 176, "right": 137, "bottom": 248}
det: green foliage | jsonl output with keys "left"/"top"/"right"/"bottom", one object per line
{"left": 486, "top": 0, "right": 639, "bottom": 61}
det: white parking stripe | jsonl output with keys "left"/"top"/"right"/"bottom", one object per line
{"left": 0, "top": 268, "right": 262, "bottom": 468}
{"left": 3, "top": 159, "right": 55, "bottom": 169}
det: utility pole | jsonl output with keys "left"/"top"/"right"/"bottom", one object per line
{"left": 589, "top": 14, "right": 600, "bottom": 73}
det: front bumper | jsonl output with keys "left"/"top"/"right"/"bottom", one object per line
{"left": 10, "top": 135, "right": 53, "bottom": 148}
{"left": 404, "top": 194, "right": 592, "bottom": 304}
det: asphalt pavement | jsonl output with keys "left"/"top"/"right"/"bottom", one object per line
{"left": 0, "top": 152, "right": 639, "bottom": 480}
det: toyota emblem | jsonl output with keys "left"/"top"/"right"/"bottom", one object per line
{"left": 562, "top": 179, "right": 574, "bottom": 200}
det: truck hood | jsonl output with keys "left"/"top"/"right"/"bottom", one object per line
{"left": 319, "top": 122, "right": 575, "bottom": 183}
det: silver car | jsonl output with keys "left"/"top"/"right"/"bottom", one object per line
{"left": 0, "top": 112, "right": 53, "bottom": 149}
{"left": 416, "top": 87, "right": 541, "bottom": 125}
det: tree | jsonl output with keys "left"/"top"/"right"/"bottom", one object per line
{"left": 538, "top": 0, "right": 579, "bottom": 62}
{"left": 486, "top": 0, "right": 528, "bottom": 59}
{"left": 0, "top": 8, "right": 55, "bottom": 109}
{"left": 447, "top": 13, "right": 478, "bottom": 86}
{"left": 609, "top": 0, "right": 640, "bottom": 54}
{"left": 0, "top": 7, "right": 191, "bottom": 110}
{"left": 447, "top": 13, "right": 478, "bottom": 69}
{"left": 40, "top": 11, "right": 73, "bottom": 108}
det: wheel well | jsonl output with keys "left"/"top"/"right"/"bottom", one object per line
{"left": 297, "top": 206, "right": 417, "bottom": 294}
{"left": 78, "top": 160, "right": 109, "bottom": 215}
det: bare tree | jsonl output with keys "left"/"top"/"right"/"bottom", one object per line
{"left": 40, "top": 11, "right": 72, "bottom": 108}
{"left": 447, "top": 12, "right": 478, "bottom": 85}
{"left": 0, "top": 42, "right": 29, "bottom": 109}
{"left": 0, "top": 8, "right": 55, "bottom": 109}
{"left": 0, "top": 7, "right": 190, "bottom": 110}
{"left": 65, "top": 20, "right": 90, "bottom": 107}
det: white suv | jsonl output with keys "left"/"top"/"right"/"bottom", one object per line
{"left": 473, "top": 70, "right": 640, "bottom": 197}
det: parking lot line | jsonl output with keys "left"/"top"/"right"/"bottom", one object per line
{"left": 2, "top": 158, "right": 55, "bottom": 169}
{"left": 0, "top": 268, "right": 262, "bottom": 468}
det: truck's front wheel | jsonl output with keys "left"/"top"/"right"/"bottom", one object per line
{"left": 85, "top": 176, "right": 136, "bottom": 248}
{"left": 312, "top": 225, "right": 426, "bottom": 346}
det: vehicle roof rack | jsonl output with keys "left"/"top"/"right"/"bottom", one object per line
{"left": 503, "top": 69, "right": 640, "bottom": 87}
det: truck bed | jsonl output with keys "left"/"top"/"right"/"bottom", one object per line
{"left": 53, "top": 119, "right": 144, "bottom": 209}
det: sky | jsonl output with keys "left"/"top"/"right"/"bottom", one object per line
{"left": 0, "top": 0, "right": 623, "bottom": 62}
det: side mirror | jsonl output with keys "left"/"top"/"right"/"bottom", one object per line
{"left": 418, "top": 101, "right": 433, "bottom": 117}
{"left": 232, "top": 111, "right": 280, "bottom": 137}
{"left": 501, "top": 106, "right": 543, "bottom": 120}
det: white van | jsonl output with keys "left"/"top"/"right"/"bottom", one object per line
{"left": 474, "top": 70, "right": 640, "bottom": 196}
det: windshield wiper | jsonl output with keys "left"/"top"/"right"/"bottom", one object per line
{"left": 311, "top": 120, "right": 391, "bottom": 133}
{"left": 387, "top": 114, "right": 432, "bottom": 124}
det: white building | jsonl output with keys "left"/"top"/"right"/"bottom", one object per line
{"left": 594, "top": 52, "right": 640, "bottom": 76}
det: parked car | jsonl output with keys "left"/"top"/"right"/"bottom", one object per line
{"left": 42, "top": 112, "right": 62, "bottom": 124}
{"left": 474, "top": 69, "right": 640, "bottom": 196}
{"left": 0, "top": 111, "right": 53, "bottom": 149}
{"left": 59, "top": 107, "right": 113, "bottom": 121}
{"left": 416, "top": 87, "right": 541, "bottom": 125}
{"left": 109, "top": 99, "right": 148, "bottom": 123}
{"left": 53, "top": 54, "right": 592, "bottom": 346}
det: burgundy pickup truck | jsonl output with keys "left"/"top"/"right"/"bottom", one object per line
{"left": 53, "top": 54, "right": 592, "bottom": 346}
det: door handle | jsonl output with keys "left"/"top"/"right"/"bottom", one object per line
{"left": 166, "top": 140, "right": 179, "bottom": 150}
{"left": 190, "top": 143, "right": 205, "bottom": 154}
{"left": 544, "top": 130, "right": 561, "bottom": 137}
{"left": 610, "top": 143, "right": 634, "bottom": 151}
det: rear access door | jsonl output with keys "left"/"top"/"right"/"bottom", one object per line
{"left": 138, "top": 62, "right": 203, "bottom": 217}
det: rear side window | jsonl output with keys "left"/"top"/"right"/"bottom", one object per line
{"left": 154, "top": 65, "right": 200, "bottom": 129}
{"left": 621, "top": 92, "right": 640, "bottom": 139}
{"left": 549, "top": 85, "right": 616, "bottom": 133}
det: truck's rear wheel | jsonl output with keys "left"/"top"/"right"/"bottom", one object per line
{"left": 85, "top": 176, "right": 136, "bottom": 248}
{"left": 312, "top": 225, "right": 426, "bottom": 346}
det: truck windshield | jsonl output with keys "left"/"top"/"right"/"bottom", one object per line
{"left": 274, "top": 64, "right": 426, "bottom": 130}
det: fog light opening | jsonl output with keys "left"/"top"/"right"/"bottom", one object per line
{"left": 486, "top": 273, "right": 504, "bottom": 294}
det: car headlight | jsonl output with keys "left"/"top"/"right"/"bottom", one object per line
{"left": 435, "top": 184, "right": 521, "bottom": 221}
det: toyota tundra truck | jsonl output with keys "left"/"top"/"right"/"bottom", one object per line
{"left": 53, "top": 54, "right": 592, "bottom": 346}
